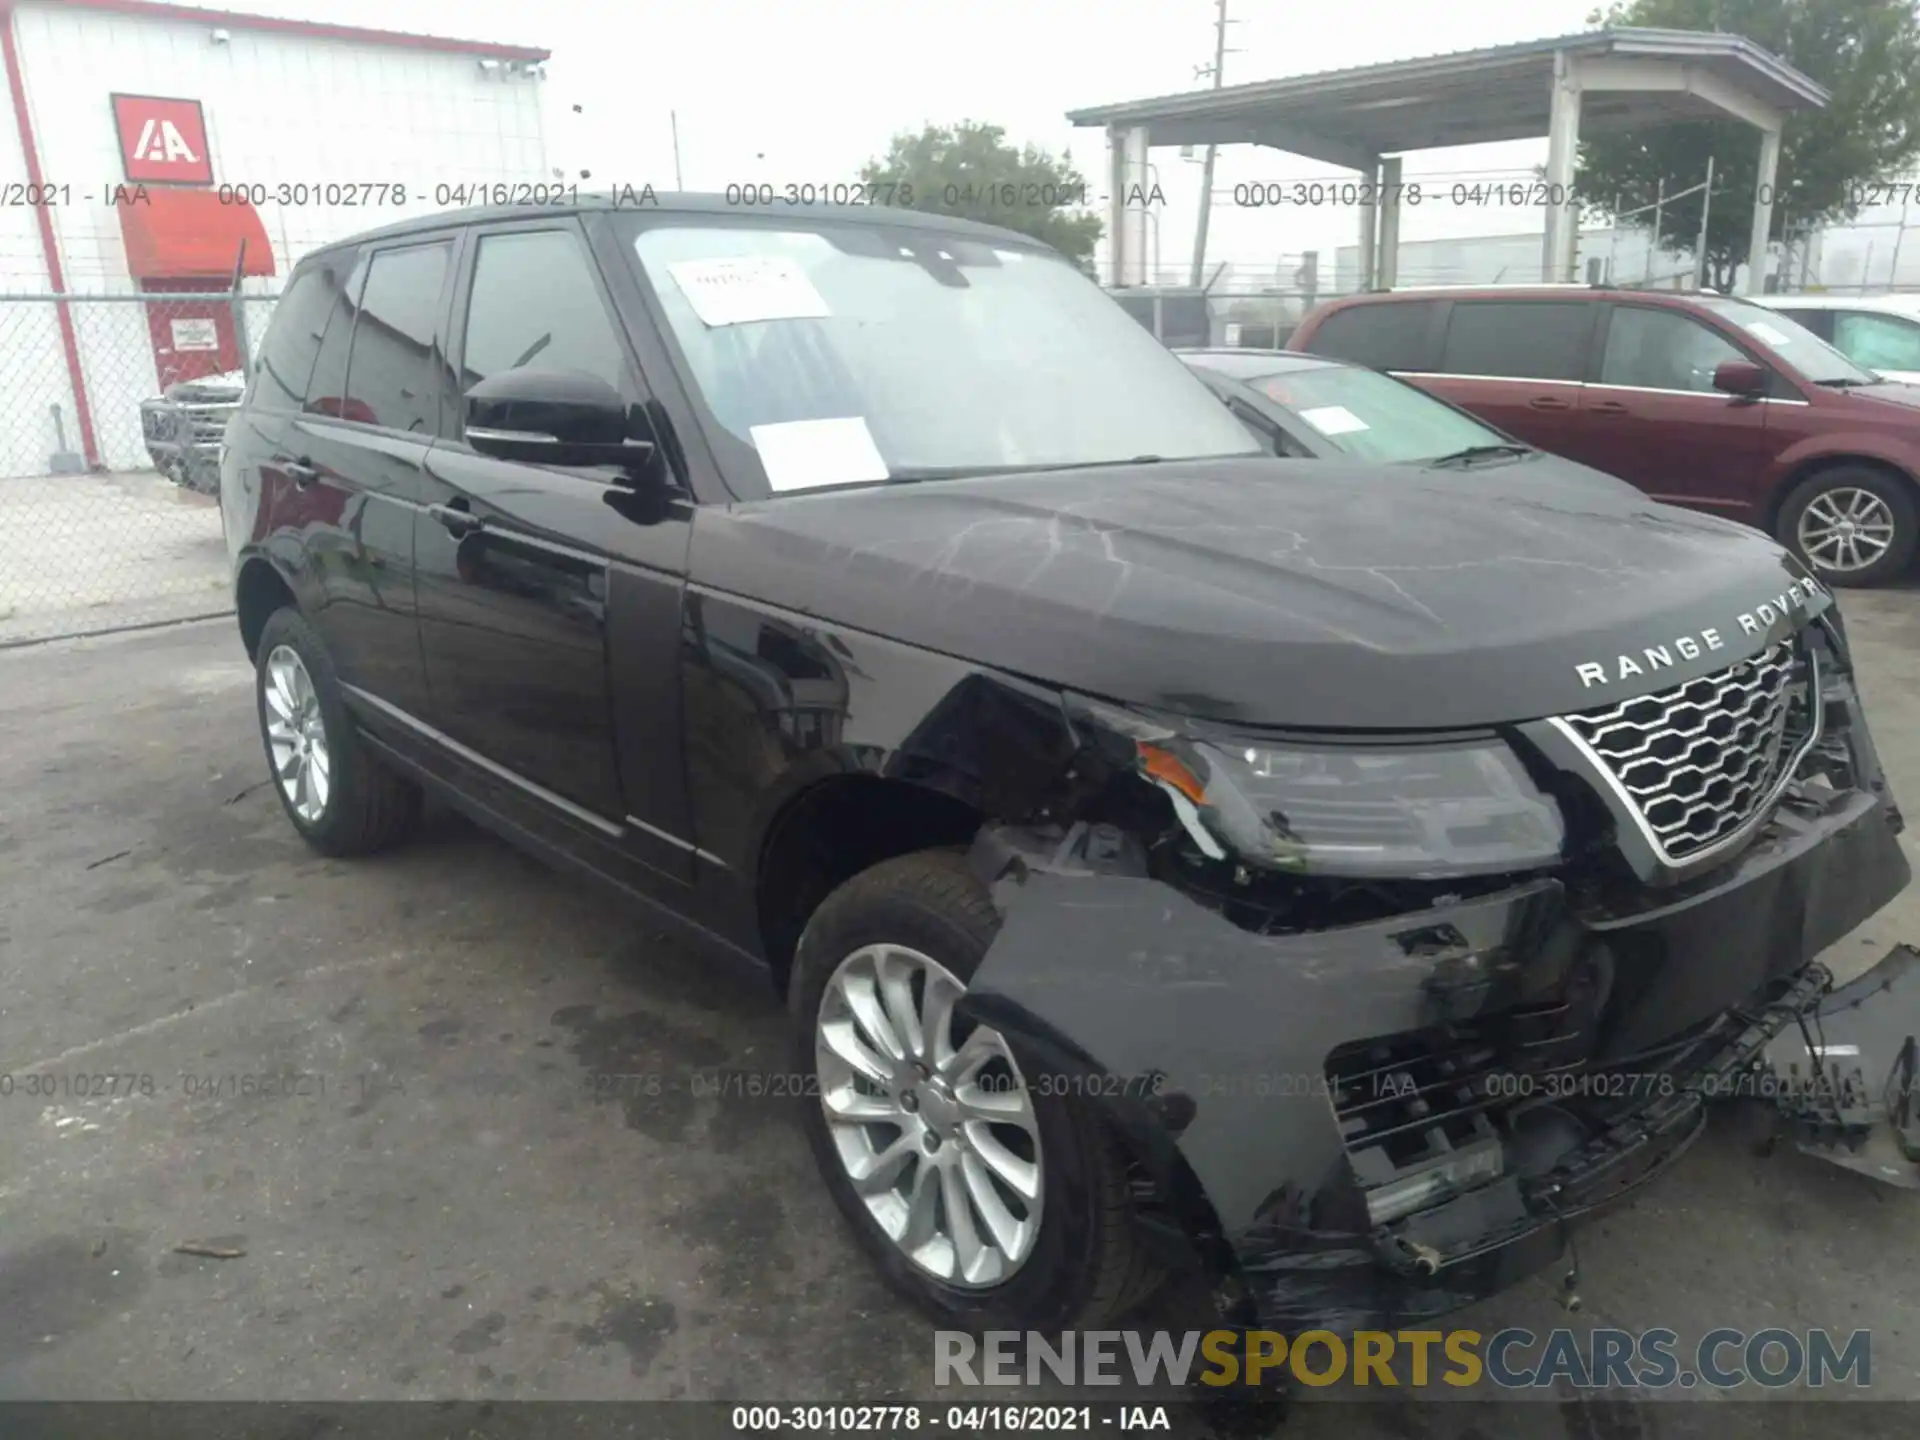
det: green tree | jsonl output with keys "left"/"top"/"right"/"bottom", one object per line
{"left": 859, "top": 121, "right": 1103, "bottom": 263}
{"left": 1578, "top": 0, "right": 1920, "bottom": 289}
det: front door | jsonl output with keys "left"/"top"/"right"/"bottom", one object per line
{"left": 415, "top": 219, "right": 696, "bottom": 886}
{"left": 1578, "top": 304, "right": 1777, "bottom": 520}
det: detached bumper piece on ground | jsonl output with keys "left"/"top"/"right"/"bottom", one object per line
{"left": 1763, "top": 943, "right": 1920, "bottom": 1187}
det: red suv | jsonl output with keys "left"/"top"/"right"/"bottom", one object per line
{"left": 1292, "top": 285, "right": 1920, "bottom": 586}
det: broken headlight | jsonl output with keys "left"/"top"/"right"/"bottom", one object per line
{"left": 1136, "top": 735, "right": 1566, "bottom": 880}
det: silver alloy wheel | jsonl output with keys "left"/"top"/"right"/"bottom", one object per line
{"left": 263, "top": 644, "right": 331, "bottom": 824}
{"left": 1798, "top": 486, "right": 1897, "bottom": 574}
{"left": 815, "top": 943, "right": 1043, "bottom": 1288}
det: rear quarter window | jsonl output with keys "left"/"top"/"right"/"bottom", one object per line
{"left": 1302, "top": 300, "right": 1436, "bottom": 371}
{"left": 247, "top": 261, "right": 348, "bottom": 414}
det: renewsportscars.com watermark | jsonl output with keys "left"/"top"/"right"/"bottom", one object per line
{"left": 936, "top": 1328, "right": 1872, "bottom": 1391}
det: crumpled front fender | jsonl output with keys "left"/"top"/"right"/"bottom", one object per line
{"left": 955, "top": 823, "right": 1569, "bottom": 1326}
{"left": 956, "top": 792, "right": 1913, "bottom": 1331}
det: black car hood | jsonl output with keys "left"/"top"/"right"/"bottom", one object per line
{"left": 690, "top": 457, "right": 1829, "bottom": 730}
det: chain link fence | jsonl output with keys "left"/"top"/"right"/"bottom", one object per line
{"left": 0, "top": 291, "right": 279, "bottom": 647}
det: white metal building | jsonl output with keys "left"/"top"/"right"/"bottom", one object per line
{"left": 0, "top": 0, "right": 552, "bottom": 477}
{"left": 1333, "top": 227, "right": 1700, "bottom": 292}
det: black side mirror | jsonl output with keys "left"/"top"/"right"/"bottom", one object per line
{"left": 464, "top": 367, "right": 657, "bottom": 472}
{"left": 1712, "top": 359, "right": 1768, "bottom": 399}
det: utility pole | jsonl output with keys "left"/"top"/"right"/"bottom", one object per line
{"left": 1188, "top": 0, "right": 1239, "bottom": 287}
{"left": 1693, "top": 156, "right": 1714, "bottom": 291}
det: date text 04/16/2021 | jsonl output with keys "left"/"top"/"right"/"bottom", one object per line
{"left": 728, "top": 1405, "right": 1175, "bottom": 1432}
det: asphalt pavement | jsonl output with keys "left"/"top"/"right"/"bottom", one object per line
{"left": 3, "top": 596, "right": 1919, "bottom": 1436}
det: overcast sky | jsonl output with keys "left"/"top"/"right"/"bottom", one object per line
{"left": 220, "top": 0, "right": 1606, "bottom": 277}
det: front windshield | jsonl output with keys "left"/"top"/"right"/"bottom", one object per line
{"left": 1832, "top": 310, "right": 1920, "bottom": 374}
{"left": 1249, "top": 363, "right": 1513, "bottom": 464}
{"left": 628, "top": 221, "right": 1262, "bottom": 492}
{"left": 1696, "top": 296, "right": 1878, "bottom": 385}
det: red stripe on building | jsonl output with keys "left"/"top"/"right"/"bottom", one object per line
{"left": 1, "top": 1, "right": 101, "bottom": 468}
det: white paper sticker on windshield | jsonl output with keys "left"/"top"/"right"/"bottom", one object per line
{"left": 1299, "top": 405, "right": 1370, "bottom": 436}
{"left": 749, "top": 417, "right": 889, "bottom": 492}
{"left": 1746, "top": 321, "right": 1792, "bottom": 345}
{"left": 667, "top": 256, "right": 831, "bottom": 328}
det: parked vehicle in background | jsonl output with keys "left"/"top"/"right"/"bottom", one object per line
{"left": 141, "top": 368, "right": 245, "bottom": 494}
{"left": 1292, "top": 285, "right": 1920, "bottom": 586}
{"left": 1757, "top": 293, "right": 1920, "bottom": 385}
{"left": 1180, "top": 347, "right": 1636, "bottom": 498}
{"left": 220, "top": 197, "right": 1919, "bottom": 1340}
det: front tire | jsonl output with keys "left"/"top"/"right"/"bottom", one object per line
{"left": 254, "top": 607, "right": 420, "bottom": 856}
{"left": 1777, "top": 465, "right": 1918, "bottom": 587}
{"left": 791, "top": 850, "right": 1162, "bottom": 1330}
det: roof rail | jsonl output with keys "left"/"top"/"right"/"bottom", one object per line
{"left": 1364, "top": 282, "right": 1598, "bottom": 295}
{"left": 1364, "top": 281, "right": 1725, "bottom": 296}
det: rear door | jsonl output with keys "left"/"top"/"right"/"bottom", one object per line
{"left": 1577, "top": 302, "right": 1777, "bottom": 518}
{"left": 414, "top": 217, "right": 697, "bottom": 887}
{"left": 285, "top": 234, "right": 457, "bottom": 719}
{"left": 1420, "top": 299, "right": 1597, "bottom": 456}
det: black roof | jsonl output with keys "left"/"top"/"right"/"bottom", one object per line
{"left": 295, "top": 190, "right": 1052, "bottom": 264}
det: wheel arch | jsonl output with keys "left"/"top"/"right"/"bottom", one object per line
{"left": 1762, "top": 451, "right": 1920, "bottom": 537}
{"left": 234, "top": 553, "right": 298, "bottom": 660}
{"left": 754, "top": 772, "right": 986, "bottom": 996}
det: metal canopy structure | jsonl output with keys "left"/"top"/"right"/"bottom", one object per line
{"left": 1067, "top": 27, "right": 1830, "bottom": 294}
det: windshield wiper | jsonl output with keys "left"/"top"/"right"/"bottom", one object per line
{"left": 1813, "top": 377, "right": 1876, "bottom": 388}
{"left": 1423, "top": 443, "right": 1533, "bottom": 467}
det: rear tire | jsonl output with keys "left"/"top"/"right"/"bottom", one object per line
{"left": 1776, "top": 465, "right": 1918, "bottom": 588}
{"left": 790, "top": 850, "right": 1163, "bottom": 1331}
{"left": 253, "top": 607, "right": 421, "bottom": 856}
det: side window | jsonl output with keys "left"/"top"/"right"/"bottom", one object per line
{"left": 458, "top": 229, "right": 626, "bottom": 411}
{"left": 1600, "top": 307, "right": 1746, "bottom": 393}
{"left": 1784, "top": 308, "right": 1833, "bottom": 342}
{"left": 342, "top": 242, "right": 452, "bottom": 433}
{"left": 302, "top": 250, "right": 367, "bottom": 419}
{"left": 250, "top": 262, "right": 342, "bottom": 414}
{"left": 1834, "top": 311, "right": 1920, "bottom": 374}
{"left": 1439, "top": 301, "right": 1592, "bottom": 381}
{"left": 1306, "top": 301, "right": 1436, "bottom": 370}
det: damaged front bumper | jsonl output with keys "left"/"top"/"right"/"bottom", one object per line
{"left": 1763, "top": 942, "right": 1920, "bottom": 1187}
{"left": 960, "top": 781, "right": 1915, "bottom": 1334}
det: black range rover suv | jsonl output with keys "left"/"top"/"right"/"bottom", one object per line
{"left": 222, "top": 195, "right": 1920, "bottom": 1338}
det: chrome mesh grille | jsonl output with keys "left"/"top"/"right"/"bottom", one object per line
{"left": 1559, "top": 638, "right": 1815, "bottom": 862}
{"left": 181, "top": 403, "right": 237, "bottom": 445}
